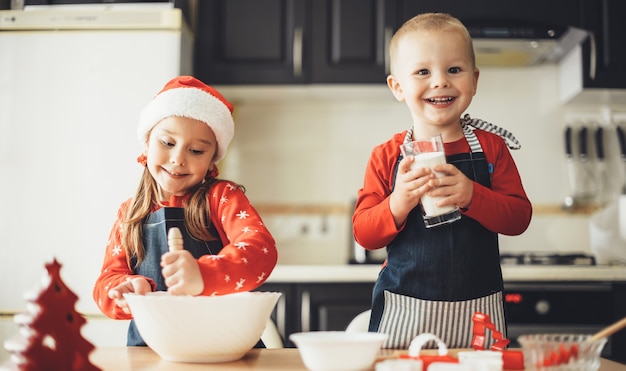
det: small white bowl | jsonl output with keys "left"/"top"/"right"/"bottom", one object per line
{"left": 290, "top": 331, "right": 388, "bottom": 371}
{"left": 124, "top": 291, "right": 281, "bottom": 363}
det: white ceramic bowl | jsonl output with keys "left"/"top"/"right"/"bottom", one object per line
{"left": 290, "top": 331, "right": 388, "bottom": 371}
{"left": 518, "top": 333, "right": 607, "bottom": 371}
{"left": 124, "top": 291, "right": 281, "bottom": 363}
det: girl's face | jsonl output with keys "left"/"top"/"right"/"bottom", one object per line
{"left": 388, "top": 29, "right": 479, "bottom": 134}
{"left": 144, "top": 116, "right": 217, "bottom": 201}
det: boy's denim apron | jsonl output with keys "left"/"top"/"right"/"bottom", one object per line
{"left": 369, "top": 127, "right": 506, "bottom": 349}
{"left": 127, "top": 207, "right": 223, "bottom": 346}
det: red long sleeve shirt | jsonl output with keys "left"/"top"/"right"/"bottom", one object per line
{"left": 93, "top": 180, "right": 277, "bottom": 320}
{"left": 353, "top": 129, "right": 532, "bottom": 250}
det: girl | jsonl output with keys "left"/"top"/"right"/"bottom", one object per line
{"left": 93, "top": 76, "right": 277, "bottom": 346}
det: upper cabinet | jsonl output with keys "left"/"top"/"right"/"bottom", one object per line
{"left": 309, "top": 0, "right": 396, "bottom": 83}
{"left": 194, "top": 0, "right": 307, "bottom": 84}
{"left": 194, "top": 0, "right": 625, "bottom": 89}
{"left": 577, "top": 0, "right": 626, "bottom": 89}
{"left": 399, "top": 0, "right": 626, "bottom": 92}
{"left": 194, "top": 0, "right": 396, "bottom": 85}
{"left": 396, "top": 0, "right": 582, "bottom": 28}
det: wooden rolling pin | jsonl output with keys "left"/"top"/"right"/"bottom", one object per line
{"left": 167, "top": 227, "right": 184, "bottom": 252}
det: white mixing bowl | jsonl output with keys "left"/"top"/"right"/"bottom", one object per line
{"left": 290, "top": 331, "right": 388, "bottom": 371}
{"left": 124, "top": 291, "right": 281, "bottom": 363}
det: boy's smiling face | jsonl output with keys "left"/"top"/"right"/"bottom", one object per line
{"left": 388, "top": 29, "right": 479, "bottom": 134}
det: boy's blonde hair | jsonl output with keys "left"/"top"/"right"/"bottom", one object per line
{"left": 389, "top": 13, "right": 475, "bottom": 74}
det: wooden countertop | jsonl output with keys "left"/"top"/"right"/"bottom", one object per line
{"left": 265, "top": 264, "right": 626, "bottom": 283}
{"left": 86, "top": 347, "right": 626, "bottom": 370}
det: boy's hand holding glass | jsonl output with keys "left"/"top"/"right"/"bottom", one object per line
{"left": 400, "top": 134, "right": 462, "bottom": 228}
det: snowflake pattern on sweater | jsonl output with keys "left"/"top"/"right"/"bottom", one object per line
{"left": 92, "top": 180, "right": 277, "bottom": 320}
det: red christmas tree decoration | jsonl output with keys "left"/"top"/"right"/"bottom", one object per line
{"left": 4, "top": 258, "right": 101, "bottom": 371}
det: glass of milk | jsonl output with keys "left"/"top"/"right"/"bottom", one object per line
{"left": 400, "top": 134, "right": 461, "bottom": 228}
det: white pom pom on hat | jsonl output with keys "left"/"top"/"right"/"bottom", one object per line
{"left": 138, "top": 75, "right": 234, "bottom": 163}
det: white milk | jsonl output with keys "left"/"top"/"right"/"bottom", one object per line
{"left": 410, "top": 151, "right": 456, "bottom": 217}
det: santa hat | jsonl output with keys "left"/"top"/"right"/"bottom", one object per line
{"left": 138, "top": 76, "right": 234, "bottom": 163}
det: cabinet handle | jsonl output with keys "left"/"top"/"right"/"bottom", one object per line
{"left": 589, "top": 31, "right": 597, "bottom": 81}
{"left": 301, "top": 290, "right": 310, "bottom": 332}
{"left": 293, "top": 27, "right": 303, "bottom": 78}
{"left": 276, "top": 293, "right": 286, "bottom": 339}
{"left": 384, "top": 27, "right": 393, "bottom": 75}
{"left": 601, "top": 0, "right": 610, "bottom": 68}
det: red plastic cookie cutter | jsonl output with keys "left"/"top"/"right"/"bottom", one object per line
{"left": 471, "top": 312, "right": 524, "bottom": 370}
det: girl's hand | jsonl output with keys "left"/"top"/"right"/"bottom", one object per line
{"left": 429, "top": 163, "right": 474, "bottom": 210}
{"left": 161, "top": 250, "right": 204, "bottom": 296}
{"left": 389, "top": 155, "right": 436, "bottom": 228}
{"left": 107, "top": 277, "right": 152, "bottom": 314}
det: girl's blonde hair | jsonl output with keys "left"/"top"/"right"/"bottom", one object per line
{"left": 389, "top": 12, "right": 476, "bottom": 73}
{"left": 121, "top": 167, "right": 241, "bottom": 268}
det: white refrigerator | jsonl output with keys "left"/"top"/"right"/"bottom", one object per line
{"left": 0, "top": 4, "right": 192, "bottom": 361}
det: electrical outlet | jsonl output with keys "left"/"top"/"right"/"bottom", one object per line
{"left": 306, "top": 216, "right": 323, "bottom": 239}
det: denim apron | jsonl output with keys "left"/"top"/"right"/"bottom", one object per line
{"left": 127, "top": 207, "right": 223, "bottom": 346}
{"left": 369, "top": 126, "right": 506, "bottom": 349}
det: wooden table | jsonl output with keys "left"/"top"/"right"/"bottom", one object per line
{"left": 88, "top": 347, "right": 626, "bottom": 371}
{"left": 90, "top": 347, "right": 303, "bottom": 370}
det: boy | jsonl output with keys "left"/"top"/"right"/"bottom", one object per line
{"left": 352, "top": 13, "right": 532, "bottom": 349}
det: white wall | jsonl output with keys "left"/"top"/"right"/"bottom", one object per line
{"left": 216, "top": 65, "right": 626, "bottom": 265}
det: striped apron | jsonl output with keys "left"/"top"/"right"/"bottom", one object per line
{"left": 370, "top": 117, "right": 518, "bottom": 349}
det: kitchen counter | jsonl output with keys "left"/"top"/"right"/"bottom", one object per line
{"left": 266, "top": 264, "right": 626, "bottom": 283}
{"left": 84, "top": 347, "right": 626, "bottom": 370}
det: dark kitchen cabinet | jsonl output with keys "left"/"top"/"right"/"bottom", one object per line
{"left": 577, "top": 0, "right": 626, "bottom": 89}
{"left": 395, "top": 0, "right": 626, "bottom": 90}
{"left": 194, "top": 0, "right": 396, "bottom": 84}
{"left": 611, "top": 283, "right": 626, "bottom": 363}
{"left": 295, "top": 283, "right": 373, "bottom": 333}
{"left": 256, "top": 283, "right": 299, "bottom": 347}
{"left": 396, "top": 0, "right": 582, "bottom": 28}
{"left": 310, "top": 0, "right": 396, "bottom": 83}
{"left": 195, "top": 0, "right": 307, "bottom": 84}
{"left": 258, "top": 282, "right": 374, "bottom": 347}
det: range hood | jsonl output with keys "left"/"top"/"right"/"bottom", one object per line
{"left": 467, "top": 22, "right": 590, "bottom": 67}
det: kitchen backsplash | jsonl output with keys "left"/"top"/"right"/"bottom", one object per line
{"left": 216, "top": 65, "right": 626, "bottom": 265}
